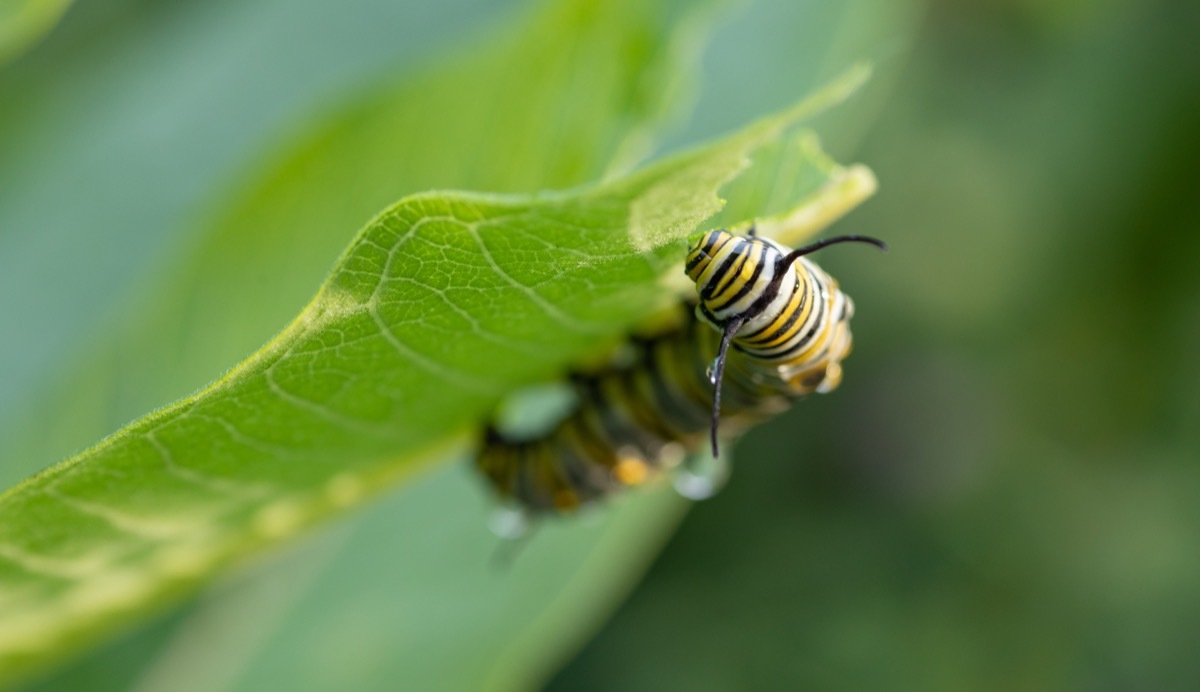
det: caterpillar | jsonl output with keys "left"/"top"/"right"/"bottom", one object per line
{"left": 475, "top": 226, "right": 885, "bottom": 516}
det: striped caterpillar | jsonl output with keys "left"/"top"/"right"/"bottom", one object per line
{"left": 476, "top": 226, "right": 884, "bottom": 516}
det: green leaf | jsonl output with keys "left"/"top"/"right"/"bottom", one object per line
{"left": 0, "top": 0, "right": 71, "bottom": 66}
{"left": 0, "top": 65, "right": 873, "bottom": 686}
{"left": 3, "top": 0, "right": 731, "bottom": 684}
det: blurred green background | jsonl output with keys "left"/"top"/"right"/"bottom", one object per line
{"left": 555, "top": 2, "right": 1200, "bottom": 690}
{"left": 3, "top": 0, "right": 1199, "bottom": 689}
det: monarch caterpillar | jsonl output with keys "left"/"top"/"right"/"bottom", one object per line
{"left": 476, "top": 226, "right": 885, "bottom": 516}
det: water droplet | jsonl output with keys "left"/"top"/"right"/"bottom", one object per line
{"left": 706, "top": 359, "right": 719, "bottom": 385}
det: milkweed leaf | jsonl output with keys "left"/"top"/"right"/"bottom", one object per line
{"left": 0, "top": 0, "right": 874, "bottom": 684}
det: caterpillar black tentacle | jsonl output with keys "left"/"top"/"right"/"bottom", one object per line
{"left": 475, "top": 227, "right": 885, "bottom": 516}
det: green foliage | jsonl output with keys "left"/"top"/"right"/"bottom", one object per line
{"left": 0, "top": 0, "right": 71, "bottom": 65}
{"left": 0, "top": 0, "right": 876, "bottom": 683}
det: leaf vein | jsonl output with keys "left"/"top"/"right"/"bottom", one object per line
{"left": 367, "top": 303, "right": 501, "bottom": 394}
{"left": 466, "top": 226, "right": 607, "bottom": 334}
{"left": 145, "top": 428, "right": 275, "bottom": 500}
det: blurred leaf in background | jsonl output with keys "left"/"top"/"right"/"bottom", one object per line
{"left": 0, "top": 0, "right": 71, "bottom": 65}
{"left": 553, "top": 1, "right": 1200, "bottom": 691}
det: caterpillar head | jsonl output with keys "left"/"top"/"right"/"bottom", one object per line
{"left": 683, "top": 227, "right": 887, "bottom": 457}
{"left": 686, "top": 229, "right": 792, "bottom": 329}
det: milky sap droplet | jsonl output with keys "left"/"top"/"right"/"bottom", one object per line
{"left": 487, "top": 505, "right": 530, "bottom": 540}
{"left": 706, "top": 358, "right": 719, "bottom": 385}
{"left": 673, "top": 448, "right": 731, "bottom": 501}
